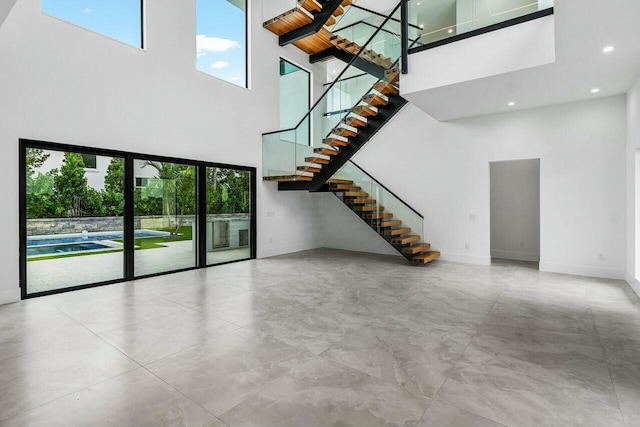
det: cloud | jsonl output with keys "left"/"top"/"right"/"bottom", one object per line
{"left": 83, "top": 7, "right": 92, "bottom": 13}
{"left": 211, "top": 61, "right": 230, "bottom": 70}
{"left": 196, "top": 35, "right": 240, "bottom": 57}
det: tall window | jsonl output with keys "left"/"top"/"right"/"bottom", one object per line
{"left": 42, "top": 0, "right": 143, "bottom": 48}
{"left": 196, "top": 0, "right": 248, "bottom": 88}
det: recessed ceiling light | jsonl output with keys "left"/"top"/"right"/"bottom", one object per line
{"left": 591, "top": 88, "right": 600, "bottom": 93}
{"left": 416, "top": 2, "right": 421, "bottom": 5}
{"left": 508, "top": 102, "right": 515, "bottom": 106}
{"left": 332, "top": 70, "right": 336, "bottom": 74}
{"left": 448, "top": 29, "right": 453, "bottom": 33}
{"left": 419, "top": 24, "right": 424, "bottom": 29}
{"left": 602, "top": 46, "right": 615, "bottom": 53}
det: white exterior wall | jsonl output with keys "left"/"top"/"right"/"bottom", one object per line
{"left": 322, "top": 97, "right": 627, "bottom": 279}
{"left": 0, "top": 0, "right": 325, "bottom": 304}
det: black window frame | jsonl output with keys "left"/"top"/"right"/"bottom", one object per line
{"left": 19, "top": 138, "right": 257, "bottom": 300}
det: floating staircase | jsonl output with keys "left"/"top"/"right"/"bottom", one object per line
{"left": 329, "top": 178, "right": 440, "bottom": 264}
{"left": 262, "top": 1, "right": 440, "bottom": 266}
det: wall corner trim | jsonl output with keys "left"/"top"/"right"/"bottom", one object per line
{"left": 626, "top": 273, "right": 640, "bottom": 298}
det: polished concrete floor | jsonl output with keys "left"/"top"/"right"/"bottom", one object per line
{"left": 1, "top": 248, "right": 639, "bottom": 426}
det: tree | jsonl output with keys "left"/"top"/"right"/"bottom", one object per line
{"left": 26, "top": 148, "right": 50, "bottom": 173}
{"left": 103, "top": 158, "right": 125, "bottom": 216}
{"left": 53, "top": 152, "right": 89, "bottom": 217}
{"left": 207, "top": 168, "right": 249, "bottom": 214}
{"left": 143, "top": 161, "right": 196, "bottom": 235}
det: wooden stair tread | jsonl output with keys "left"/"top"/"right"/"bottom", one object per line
{"left": 391, "top": 235, "right": 420, "bottom": 245}
{"left": 378, "top": 220, "right": 402, "bottom": 227}
{"left": 364, "top": 213, "right": 393, "bottom": 219}
{"left": 355, "top": 205, "right": 384, "bottom": 212}
{"left": 328, "top": 178, "right": 353, "bottom": 184}
{"left": 331, "top": 184, "right": 360, "bottom": 190}
{"left": 413, "top": 251, "right": 441, "bottom": 264}
{"left": 385, "top": 67, "right": 400, "bottom": 84}
{"left": 351, "top": 105, "right": 378, "bottom": 117}
{"left": 383, "top": 227, "right": 411, "bottom": 236}
{"left": 299, "top": 0, "right": 322, "bottom": 13}
{"left": 263, "top": 175, "right": 313, "bottom": 182}
{"left": 362, "top": 93, "right": 388, "bottom": 106}
{"left": 293, "top": 27, "right": 335, "bottom": 54}
{"left": 342, "top": 115, "right": 367, "bottom": 128}
{"left": 373, "top": 81, "right": 399, "bottom": 95}
{"left": 314, "top": 147, "right": 339, "bottom": 156}
{"left": 323, "top": 138, "right": 348, "bottom": 147}
{"left": 263, "top": 8, "right": 314, "bottom": 36}
{"left": 401, "top": 243, "right": 431, "bottom": 254}
{"left": 331, "top": 127, "right": 358, "bottom": 137}
{"left": 297, "top": 165, "right": 321, "bottom": 173}
{"left": 343, "top": 191, "right": 368, "bottom": 197}
{"left": 352, "top": 199, "right": 376, "bottom": 204}
{"left": 305, "top": 156, "right": 330, "bottom": 165}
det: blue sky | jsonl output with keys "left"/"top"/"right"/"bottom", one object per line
{"left": 196, "top": 0, "right": 247, "bottom": 87}
{"left": 42, "top": 0, "right": 142, "bottom": 47}
{"left": 41, "top": 0, "right": 247, "bottom": 87}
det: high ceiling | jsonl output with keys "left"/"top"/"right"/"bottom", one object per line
{"left": 399, "top": 0, "right": 640, "bottom": 121}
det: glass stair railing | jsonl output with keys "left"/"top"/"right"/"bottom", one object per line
{"left": 408, "top": 0, "right": 554, "bottom": 49}
{"left": 262, "top": 1, "right": 406, "bottom": 187}
{"left": 329, "top": 160, "right": 440, "bottom": 264}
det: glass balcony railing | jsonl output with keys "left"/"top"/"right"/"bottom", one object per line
{"left": 330, "top": 160, "right": 426, "bottom": 259}
{"left": 408, "top": 0, "right": 554, "bottom": 49}
{"left": 262, "top": 2, "right": 403, "bottom": 182}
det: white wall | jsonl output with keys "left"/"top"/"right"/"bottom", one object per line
{"left": 0, "top": 0, "right": 325, "bottom": 304}
{"left": 402, "top": 15, "right": 555, "bottom": 96}
{"left": 0, "top": 0, "right": 17, "bottom": 28}
{"left": 490, "top": 159, "right": 540, "bottom": 262}
{"left": 627, "top": 75, "right": 640, "bottom": 295}
{"left": 322, "top": 96, "right": 627, "bottom": 279}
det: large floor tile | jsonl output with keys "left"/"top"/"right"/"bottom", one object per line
{"left": 47, "top": 287, "right": 186, "bottom": 334}
{"left": 0, "top": 335, "right": 140, "bottom": 421}
{"left": 99, "top": 308, "right": 239, "bottom": 365}
{"left": 416, "top": 400, "right": 506, "bottom": 427}
{"left": 219, "top": 355, "right": 430, "bottom": 427}
{"left": 325, "top": 325, "right": 469, "bottom": 398}
{"left": 147, "top": 327, "right": 302, "bottom": 416}
{"left": 0, "top": 368, "right": 224, "bottom": 427}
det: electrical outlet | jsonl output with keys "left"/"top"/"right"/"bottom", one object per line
{"left": 469, "top": 214, "right": 476, "bottom": 221}
{"left": 599, "top": 253, "right": 605, "bottom": 261}
{"left": 267, "top": 211, "right": 275, "bottom": 217}
{"left": 270, "top": 238, "right": 273, "bottom": 244}
{"left": 520, "top": 241, "right": 524, "bottom": 248}
{"left": 465, "top": 243, "right": 469, "bottom": 250}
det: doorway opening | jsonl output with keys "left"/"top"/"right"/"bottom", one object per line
{"left": 490, "top": 159, "right": 540, "bottom": 269}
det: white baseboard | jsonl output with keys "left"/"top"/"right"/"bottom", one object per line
{"left": 540, "top": 262, "right": 626, "bottom": 280}
{"left": 491, "top": 250, "right": 540, "bottom": 262}
{"left": 257, "top": 243, "right": 322, "bottom": 259}
{"left": 440, "top": 252, "right": 491, "bottom": 265}
{"left": 0, "top": 288, "right": 21, "bottom": 305}
{"left": 626, "top": 273, "right": 640, "bottom": 298}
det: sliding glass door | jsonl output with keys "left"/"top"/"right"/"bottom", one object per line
{"left": 24, "top": 147, "right": 125, "bottom": 294}
{"left": 133, "top": 159, "right": 197, "bottom": 276}
{"left": 205, "top": 166, "right": 252, "bottom": 265}
{"left": 20, "top": 140, "right": 256, "bottom": 298}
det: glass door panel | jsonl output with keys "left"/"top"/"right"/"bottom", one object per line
{"left": 133, "top": 159, "right": 197, "bottom": 276}
{"left": 25, "top": 148, "right": 125, "bottom": 294}
{"left": 205, "top": 166, "right": 251, "bottom": 265}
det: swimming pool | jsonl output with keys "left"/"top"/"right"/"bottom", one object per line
{"left": 27, "top": 242, "right": 114, "bottom": 256}
{"left": 26, "top": 229, "right": 171, "bottom": 257}
{"left": 27, "top": 230, "right": 169, "bottom": 247}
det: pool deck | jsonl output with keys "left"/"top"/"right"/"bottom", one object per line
{"left": 26, "top": 241, "right": 251, "bottom": 294}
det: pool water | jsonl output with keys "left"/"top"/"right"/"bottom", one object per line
{"left": 27, "top": 242, "right": 113, "bottom": 256}
{"left": 27, "top": 230, "right": 169, "bottom": 247}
